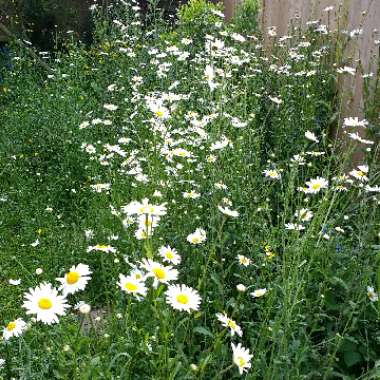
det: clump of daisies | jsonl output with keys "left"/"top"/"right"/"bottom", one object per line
{"left": 121, "top": 198, "right": 167, "bottom": 239}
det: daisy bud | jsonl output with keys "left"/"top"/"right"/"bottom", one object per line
{"left": 35, "top": 268, "right": 43, "bottom": 275}
{"left": 190, "top": 364, "right": 198, "bottom": 372}
{"left": 236, "top": 284, "right": 246, "bottom": 292}
{"left": 79, "top": 303, "right": 91, "bottom": 315}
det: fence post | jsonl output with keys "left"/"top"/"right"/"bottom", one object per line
{"left": 223, "top": 0, "right": 241, "bottom": 21}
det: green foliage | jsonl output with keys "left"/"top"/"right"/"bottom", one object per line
{"left": 230, "top": 0, "right": 259, "bottom": 35}
{"left": 177, "top": 0, "right": 223, "bottom": 39}
{"left": 0, "top": 2, "right": 379, "bottom": 379}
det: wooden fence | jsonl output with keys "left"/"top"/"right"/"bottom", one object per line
{"left": 224, "top": 0, "right": 380, "bottom": 161}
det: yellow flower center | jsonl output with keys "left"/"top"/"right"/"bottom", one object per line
{"left": 191, "top": 237, "right": 200, "bottom": 244}
{"left": 143, "top": 219, "right": 152, "bottom": 227}
{"left": 38, "top": 298, "right": 53, "bottom": 310}
{"left": 227, "top": 319, "right": 236, "bottom": 329}
{"left": 237, "top": 356, "right": 246, "bottom": 367}
{"left": 66, "top": 271, "right": 80, "bottom": 285}
{"left": 356, "top": 171, "right": 364, "bottom": 177}
{"left": 165, "top": 251, "right": 174, "bottom": 260}
{"left": 125, "top": 282, "right": 138, "bottom": 292}
{"left": 152, "top": 267, "right": 166, "bottom": 280}
{"left": 176, "top": 294, "right": 189, "bottom": 304}
{"left": 312, "top": 183, "right": 321, "bottom": 190}
{"left": 96, "top": 244, "right": 108, "bottom": 249}
{"left": 155, "top": 110, "right": 164, "bottom": 118}
{"left": 6, "top": 321, "right": 16, "bottom": 331}
{"left": 138, "top": 206, "right": 146, "bottom": 214}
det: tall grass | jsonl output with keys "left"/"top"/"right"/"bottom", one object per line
{"left": 0, "top": 1, "right": 379, "bottom": 379}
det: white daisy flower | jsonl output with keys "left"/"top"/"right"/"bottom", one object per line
{"left": 216, "top": 313, "right": 243, "bottom": 337}
{"left": 365, "top": 185, "right": 380, "bottom": 193}
{"left": 140, "top": 259, "right": 178, "bottom": 287}
{"left": 210, "top": 135, "right": 230, "bottom": 151}
{"left": 367, "top": 286, "right": 378, "bottom": 302}
{"left": 74, "top": 301, "right": 91, "bottom": 315}
{"left": 118, "top": 274, "right": 147, "bottom": 298}
{"left": 87, "top": 244, "right": 116, "bottom": 253}
{"left": 2, "top": 318, "right": 27, "bottom": 340}
{"left": 187, "top": 228, "right": 207, "bottom": 245}
{"left": 295, "top": 208, "right": 313, "bottom": 222}
{"left": 218, "top": 205, "right": 239, "bottom": 218}
{"left": 285, "top": 223, "right": 305, "bottom": 231}
{"left": 90, "top": 183, "right": 111, "bottom": 193}
{"left": 305, "top": 177, "right": 329, "bottom": 194}
{"left": 237, "top": 254, "right": 251, "bottom": 266}
{"left": 159, "top": 245, "right": 181, "bottom": 265}
{"left": 22, "top": 283, "right": 69, "bottom": 325}
{"left": 305, "top": 130, "right": 319, "bottom": 143}
{"left": 103, "top": 103, "right": 118, "bottom": 111}
{"left": 31, "top": 239, "right": 39, "bottom": 247}
{"left": 263, "top": 169, "right": 281, "bottom": 180}
{"left": 231, "top": 32, "right": 246, "bottom": 42}
{"left": 343, "top": 117, "right": 368, "bottom": 128}
{"left": 148, "top": 101, "right": 170, "bottom": 120}
{"left": 56, "top": 263, "right": 92, "bottom": 296}
{"left": 349, "top": 165, "right": 369, "bottom": 182}
{"left": 183, "top": 190, "right": 201, "bottom": 199}
{"left": 231, "top": 342, "right": 253, "bottom": 375}
{"left": 165, "top": 284, "right": 201, "bottom": 313}
{"left": 204, "top": 64, "right": 217, "bottom": 91}
{"left": 172, "top": 148, "right": 192, "bottom": 158}
{"left": 251, "top": 288, "right": 267, "bottom": 298}
{"left": 122, "top": 198, "right": 167, "bottom": 217}
{"left": 8, "top": 278, "right": 21, "bottom": 286}
{"left": 337, "top": 66, "right": 356, "bottom": 76}
{"left": 269, "top": 96, "right": 282, "bottom": 105}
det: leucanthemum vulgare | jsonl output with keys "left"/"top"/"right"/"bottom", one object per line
{"left": 216, "top": 313, "right": 243, "bottom": 337}
{"left": 22, "top": 283, "right": 69, "bottom": 325}
{"left": 140, "top": 259, "right": 178, "bottom": 288}
{"left": 231, "top": 343, "right": 253, "bottom": 375}
{"left": 218, "top": 205, "right": 239, "bottom": 218}
{"left": 118, "top": 274, "right": 147, "bottom": 299}
{"left": 56, "top": 263, "right": 92, "bottom": 296}
{"left": 186, "top": 228, "right": 207, "bottom": 245}
{"left": 87, "top": 244, "right": 116, "bottom": 253}
{"left": 159, "top": 245, "right": 181, "bottom": 265}
{"left": 251, "top": 288, "right": 267, "bottom": 298}
{"left": 2, "top": 318, "right": 27, "bottom": 340}
{"left": 165, "top": 284, "right": 201, "bottom": 313}
{"left": 304, "top": 177, "right": 329, "bottom": 194}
